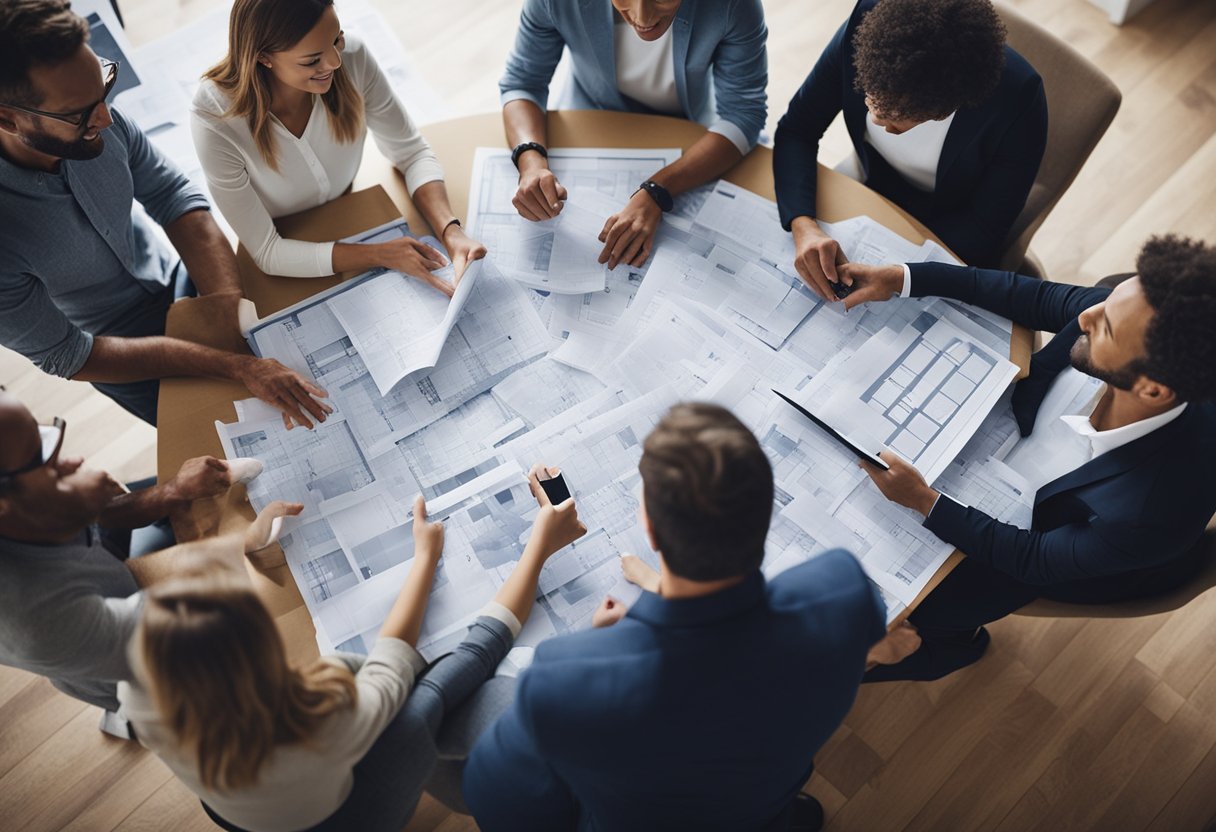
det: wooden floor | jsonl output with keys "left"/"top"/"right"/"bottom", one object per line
{"left": 2, "top": 0, "right": 1216, "bottom": 829}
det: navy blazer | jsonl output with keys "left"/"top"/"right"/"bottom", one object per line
{"left": 499, "top": 0, "right": 768, "bottom": 153}
{"left": 908, "top": 263, "right": 1216, "bottom": 594}
{"left": 463, "top": 550, "right": 885, "bottom": 832}
{"left": 773, "top": 0, "right": 1048, "bottom": 267}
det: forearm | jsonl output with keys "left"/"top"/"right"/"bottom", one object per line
{"left": 380, "top": 555, "right": 440, "bottom": 646}
{"left": 503, "top": 99, "right": 549, "bottom": 157}
{"left": 409, "top": 180, "right": 459, "bottom": 239}
{"left": 99, "top": 482, "right": 189, "bottom": 530}
{"left": 649, "top": 132, "right": 742, "bottom": 196}
{"left": 71, "top": 334, "right": 248, "bottom": 384}
{"left": 331, "top": 241, "right": 391, "bottom": 274}
{"left": 164, "top": 209, "right": 242, "bottom": 297}
{"left": 493, "top": 541, "right": 550, "bottom": 628}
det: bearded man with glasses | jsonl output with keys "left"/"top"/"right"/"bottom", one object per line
{"left": 0, "top": 387, "right": 299, "bottom": 737}
{"left": 0, "top": 0, "right": 331, "bottom": 429}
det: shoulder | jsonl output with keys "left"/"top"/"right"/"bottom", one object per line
{"left": 997, "top": 45, "right": 1046, "bottom": 106}
{"left": 340, "top": 34, "right": 374, "bottom": 75}
{"left": 768, "top": 550, "right": 874, "bottom": 614}
{"left": 518, "top": 622, "right": 659, "bottom": 708}
{"left": 190, "top": 78, "right": 232, "bottom": 121}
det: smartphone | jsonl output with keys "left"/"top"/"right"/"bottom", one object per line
{"left": 538, "top": 470, "right": 572, "bottom": 504}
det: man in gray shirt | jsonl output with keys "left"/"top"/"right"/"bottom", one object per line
{"left": 0, "top": 0, "right": 330, "bottom": 428}
{"left": 0, "top": 389, "right": 257, "bottom": 718}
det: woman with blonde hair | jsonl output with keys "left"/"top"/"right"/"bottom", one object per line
{"left": 191, "top": 0, "right": 484, "bottom": 293}
{"left": 119, "top": 471, "right": 586, "bottom": 832}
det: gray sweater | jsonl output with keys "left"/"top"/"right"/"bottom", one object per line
{"left": 0, "top": 528, "right": 142, "bottom": 710}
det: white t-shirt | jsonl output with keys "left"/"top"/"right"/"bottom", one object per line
{"left": 613, "top": 21, "right": 681, "bottom": 115}
{"left": 190, "top": 36, "right": 444, "bottom": 278}
{"left": 862, "top": 111, "right": 957, "bottom": 192}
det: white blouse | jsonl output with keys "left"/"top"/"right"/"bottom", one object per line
{"left": 863, "top": 111, "right": 957, "bottom": 192}
{"left": 190, "top": 36, "right": 445, "bottom": 278}
{"left": 613, "top": 22, "right": 681, "bottom": 116}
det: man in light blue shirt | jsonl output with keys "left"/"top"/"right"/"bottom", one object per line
{"left": 0, "top": 0, "right": 330, "bottom": 427}
{"left": 500, "top": 0, "right": 767, "bottom": 272}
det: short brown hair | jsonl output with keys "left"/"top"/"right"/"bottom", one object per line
{"left": 639, "top": 403, "right": 773, "bottom": 582}
{"left": 0, "top": 0, "right": 89, "bottom": 107}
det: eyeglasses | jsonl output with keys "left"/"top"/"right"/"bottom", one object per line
{"left": 0, "top": 59, "right": 119, "bottom": 129}
{"left": 0, "top": 417, "right": 66, "bottom": 480}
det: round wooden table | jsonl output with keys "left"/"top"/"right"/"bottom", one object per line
{"left": 158, "top": 110, "right": 1024, "bottom": 656}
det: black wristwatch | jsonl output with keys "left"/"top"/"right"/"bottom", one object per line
{"left": 637, "top": 180, "right": 674, "bottom": 212}
{"left": 511, "top": 141, "right": 548, "bottom": 170}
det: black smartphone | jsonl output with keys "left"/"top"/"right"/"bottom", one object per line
{"left": 538, "top": 470, "right": 572, "bottom": 504}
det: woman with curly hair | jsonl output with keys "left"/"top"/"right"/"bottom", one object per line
{"left": 773, "top": 0, "right": 1048, "bottom": 298}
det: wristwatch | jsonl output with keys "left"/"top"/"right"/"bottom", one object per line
{"left": 637, "top": 180, "right": 674, "bottom": 213}
{"left": 511, "top": 141, "right": 548, "bottom": 170}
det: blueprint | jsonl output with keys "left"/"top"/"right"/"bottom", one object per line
{"left": 468, "top": 147, "right": 682, "bottom": 294}
{"left": 214, "top": 176, "right": 1036, "bottom": 656}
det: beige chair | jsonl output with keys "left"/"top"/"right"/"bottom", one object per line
{"left": 1016, "top": 526, "right": 1216, "bottom": 619}
{"left": 995, "top": 3, "right": 1123, "bottom": 277}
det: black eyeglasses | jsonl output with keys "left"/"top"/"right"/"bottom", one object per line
{"left": 0, "top": 417, "right": 66, "bottom": 480}
{"left": 1, "top": 59, "right": 119, "bottom": 128}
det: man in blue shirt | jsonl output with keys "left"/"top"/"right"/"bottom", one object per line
{"left": 0, "top": 0, "right": 329, "bottom": 427}
{"left": 464, "top": 403, "right": 888, "bottom": 832}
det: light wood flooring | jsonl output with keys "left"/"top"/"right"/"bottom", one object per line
{"left": 2, "top": 0, "right": 1215, "bottom": 829}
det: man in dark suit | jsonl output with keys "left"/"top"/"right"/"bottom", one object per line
{"left": 836, "top": 235, "right": 1216, "bottom": 682}
{"left": 463, "top": 403, "right": 888, "bottom": 831}
{"left": 773, "top": 0, "right": 1048, "bottom": 298}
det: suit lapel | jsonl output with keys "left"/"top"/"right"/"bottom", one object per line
{"left": 1034, "top": 407, "right": 1193, "bottom": 506}
{"left": 934, "top": 109, "right": 980, "bottom": 193}
{"left": 670, "top": 6, "right": 693, "bottom": 115}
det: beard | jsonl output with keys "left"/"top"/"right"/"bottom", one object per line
{"left": 20, "top": 126, "right": 105, "bottom": 162}
{"left": 1070, "top": 335, "right": 1143, "bottom": 391}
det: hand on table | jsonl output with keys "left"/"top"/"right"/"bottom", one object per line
{"left": 791, "top": 216, "right": 849, "bottom": 301}
{"left": 527, "top": 463, "right": 588, "bottom": 558}
{"left": 412, "top": 495, "right": 445, "bottom": 566}
{"left": 235, "top": 356, "right": 332, "bottom": 431}
{"left": 514, "top": 163, "right": 567, "bottom": 221}
{"left": 838, "top": 262, "right": 906, "bottom": 311}
{"left": 442, "top": 224, "right": 488, "bottom": 286}
{"left": 378, "top": 237, "right": 454, "bottom": 298}
{"left": 866, "top": 622, "right": 923, "bottom": 668}
{"left": 860, "top": 451, "right": 940, "bottom": 517}
{"left": 598, "top": 189, "right": 661, "bottom": 270}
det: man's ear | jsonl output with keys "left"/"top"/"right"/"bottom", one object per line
{"left": 0, "top": 107, "right": 21, "bottom": 135}
{"left": 1134, "top": 375, "right": 1178, "bottom": 409}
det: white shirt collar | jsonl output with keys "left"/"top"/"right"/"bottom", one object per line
{"left": 1060, "top": 398, "right": 1188, "bottom": 460}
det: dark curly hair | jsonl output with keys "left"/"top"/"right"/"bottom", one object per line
{"left": 639, "top": 403, "right": 773, "bottom": 582}
{"left": 853, "top": 0, "right": 1007, "bottom": 122}
{"left": 1135, "top": 235, "right": 1216, "bottom": 402}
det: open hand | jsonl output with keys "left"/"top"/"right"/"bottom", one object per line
{"left": 379, "top": 237, "right": 453, "bottom": 297}
{"left": 236, "top": 357, "right": 332, "bottom": 431}
{"left": 598, "top": 190, "right": 661, "bottom": 269}
{"left": 860, "top": 451, "right": 940, "bottom": 517}
{"left": 527, "top": 463, "right": 588, "bottom": 558}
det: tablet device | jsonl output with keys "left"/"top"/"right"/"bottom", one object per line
{"left": 538, "top": 470, "right": 572, "bottom": 504}
{"left": 772, "top": 389, "right": 890, "bottom": 470}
